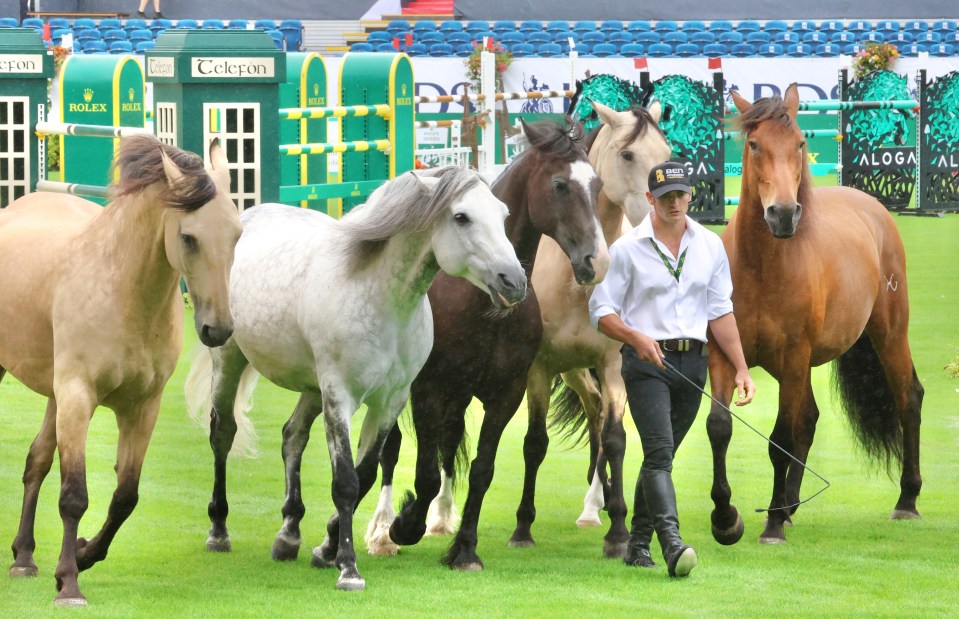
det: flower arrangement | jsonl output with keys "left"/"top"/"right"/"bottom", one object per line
{"left": 465, "top": 39, "right": 511, "bottom": 91}
{"left": 50, "top": 44, "right": 71, "bottom": 71}
{"left": 852, "top": 42, "right": 899, "bottom": 79}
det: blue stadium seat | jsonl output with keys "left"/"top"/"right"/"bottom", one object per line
{"left": 663, "top": 31, "right": 687, "bottom": 45}
{"left": 518, "top": 20, "right": 543, "bottom": 33}
{"left": 268, "top": 30, "right": 284, "bottom": 49}
{"left": 899, "top": 43, "right": 921, "bottom": 56}
{"left": 591, "top": 42, "right": 617, "bottom": 57}
{"left": 98, "top": 17, "right": 121, "bottom": 32}
{"left": 703, "top": 42, "right": 727, "bottom": 56}
{"left": 626, "top": 20, "right": 651, "bottom": 33}
{"left": 846, "top": 20, "right": 872, "bottom": 35}
{"left": 874, "top": 20, "right": 900, "bottom": 36}
{"left": 682, "top": 20, "right": 706, "bottom": 33}
{"left": 528, "top": 31, "right": 552, "bottom": 45}
{"left": 554, "top": 31, "right": 578, "bottom": 44}
{"left": 102, "top": 29, "right": 127, "bottom": 43}
{"left": 417, "top": 31, "right": 444, "bottom": 45}
{"left": 76, "top": 29, "right": 101, "bottom": 42}
{"left": 464, "top": 20, "right": 488, "bottom": 34}
{"left": 21, "top": 17, "right": 44, "bottom": 32}
{"left": 903, "top": 20, "right": 928, "bottom": 36}
{"left": 786, "top": 43, "right": 812, "bottom": 57}
{"left": 818, "top": 20, "right": 843, "bottom": 37}
{"left": 109, "top": 40, "right": 133, "bottom": 54}
{"left": 718, "top": 31, "right": 743, "bottom": 46}
{"left": 831, "top": 32, "right": 857, "bottom": 44}
{"left": 150, "top": 18, "right": 173, "bottom": 35}
{"left": 654, "top": 20, "right": 678, "bottom": 33}
{"left": 374, "top": 42, "right": 396, "bottom": 53}
{"left": 49, "top": 17, "right": 71, "bottom": 30}
{"left": 175, "top": 19, "right": 198, "bottom": 30}
{"left": 501, "top": 31, "right": 525, "bottom": 46}
{"left": 386, "top": 19, "right": 411, "bottom": 35}
{"left": 635, "top": 31, "right": 661, "bottom": 45}
{"left": 412, "top": 21, "right": 436, "bottom": 35}
{"left": 51, "top": 28, "right": 72, "bottom": 46}
{"left": 790, "top": 20, "right": 816, "bottom": 36}
{"left": 764, "top": 20, "right": 788, "bottom": 35}
{"left": 914, "top": 32, "right": 942, "bottom": 45}
{"left": 600, "top": 20, "right": 624, "bottom": 33}
{"left": 730, "top": 43, "right": 756, "bottom": 57}
{"left": 129, "top": 29, "right": 152, "bottom": 44}
{"left": 491, "top": 20, "right": 515, "bottom": 34}
{"left": 709, "top": 20, "right": 733, "bottom": 34}
{"left": 368, "top": 31, "right": 392, "bottom": 44}
{"left": 815, "top": 43, "right": 840, "bottom": 57}
{"left": 647, "top": 42, "right": 672, "bottom": 57}
{"left": 446, "top": 32, "right": 470, "bottom": 46}
{"left": 745, "top": 31, "right": 771, "bottom": 45}
{"left": 619, "top": 43, "right": 645, "bottom": 57}
{"left": 802, "top": 32, "right": 827, "bottom": 45}
{"left": 511, "top": 42, "right": 535, "bottom": 57}
{"left": 439, "top": 20, "right": 464, "bottom": 34}
{"left": 674, "top": 43, "right": 699, "bottom": 57}
{"left": 842, "top": 43, "right": 863, "bottom": 55}
{"left": 537, "top": 42, "right": 563, "bottom": 57}
{"left": 405, "top": 43, "right": 427, "bottom": 56}
{"left": 573, "top": 20, "right": 598, "bottom": 33}
{"left": 202, "top": 19, "right": 224, "bottom": 29}
{"left": 690, "top": 31, "right": 716, "bottom": 45}
{"left": 887, "top": 32, "right": 914, "bottom": 48}
{"left": 758, "top": 43, "right": 784, "bottom": 57}
{"left": 933, "top": 20, "right": 957, "bottom": 35}
{"left": 546, "top": 20, "right": 570, "bottom": 33}
{"left": 607, "top": 31, "right": 632, "bottom": 48}
{"left": 571, "top": 41, "right": 590, "bottom": 54}
{"left": 227, "top": 19, "right": 248, "bottom": 30}
{"left": 453, "top": 43, "right": 473, "bottom": 57}
{"left": 82, "top": 40, "right": 107, "bottom": 53}
{"left": 942, "top": 32, "right": 959, "bottom": 45}
{"left": 73, "top": 17, "right": 96, "bottom": 31}
{"left": 429, "top": 43, "right": 453, "bottom": 56}
{"left": 859, "top": 32, "right": 885, "bottom": 43}
{"left": 736, "top": 20, "right": 761, "bottom": 34}
{"left": 124, "top": 18, "right": 147, "bottom": 34}
{"left": 135, "top": 40, "right": 156, "bottom": 52}
{"left": 928, "top": 43, "right": 955, "bottom": 56}
{"left": 775, "top": 31, "right": 800, "bottom": 46}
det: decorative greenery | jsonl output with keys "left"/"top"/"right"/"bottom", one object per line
{"left": 464, "top": 39, "right": 511, "bottom": 91}
{"left": 569, "top": 74, "right": 648, "bottom": 133}
{"left": 853, "top": 42, "right": 900, "bottom": 79}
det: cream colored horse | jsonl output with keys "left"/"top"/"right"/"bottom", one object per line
{"left": 0, "top": 136, "right": 240, "bottom": 606}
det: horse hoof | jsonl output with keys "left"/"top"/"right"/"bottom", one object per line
{"left": 271, "top": 534, "right": 300, "bottom": 561}
{"left": 603, "top": 540, "right": 628, "bottom": 559}
{"left": 453, "top": 561, "right": 484, "bottom": 572}
{"left": 206, "top": 535, "right": 232, "bottom": 553}
{"left": 507, "top": 537, "right": 535, "bottom": 549}
{"left": 54, "top": 593, "right": 88, "bottom": 607}
{"left": 890, "top": 509, "right": 921, "bottom": 521}
{"left": 711, "top": 510, "right": 745, "bottom": 546}
{"left": 336, "top": 576, "right": 366, "bottom": 591}
{"left": 311, "top": 546, "right": 336, "bottom": 569}
{"left": 758, "top": 535, "right": 787, "bottom": 545}
{"left": 9, "top": 565, "right": 38, "bottom": 578}
{"left": 576, "top": 516, "right": 602, "bottom": 528}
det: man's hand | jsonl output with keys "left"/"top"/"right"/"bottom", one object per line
{"left": 630, "top": 331, "right": 665, "bottom": 368}
{"left": 734, "top": 370, "right": 756, "bottom": 406}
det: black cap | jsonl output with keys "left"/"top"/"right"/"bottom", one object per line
{"left": 648, "top": 161, "right": 692, "bottom": 198}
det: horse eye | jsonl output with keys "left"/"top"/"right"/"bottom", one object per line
{"left": 180, "top": 233, "right": 198, "bottom": 251}
{"left": 552, "top": 180, "right": 568, "bottom": 193}
{"left": 799, "top": 141, "right": 807, "bottom": 151}
{"left": 621, "top": 151, "right": 634, "bottom": 162}
{"left": 453, "top": 213, "right": 470, "bottom": 225}
{"left": 748, "top": 140, "right": 758, "bottom": 151}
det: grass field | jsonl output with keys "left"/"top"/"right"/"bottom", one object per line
{"left": 1, "top": 210, "right": 958, "bottom": 617}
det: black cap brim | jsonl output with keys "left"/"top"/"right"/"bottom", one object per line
{"left": 650, "top": 183, "right": 691, "bottom": 198}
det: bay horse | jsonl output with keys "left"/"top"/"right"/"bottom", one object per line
{"left": 509, "top": 101, "right": 671, "bottom": 558}
{"left": 0, "top": 135, "right": 240, "bottom": 606}
{"left": 371, "top": 117, "right": 609, "bottom": 570}
{"left": 707, "top": 84, "right": 923, "bottom": 546}
{"left": 184, "top": 166, "right": 526, "bottom": 591}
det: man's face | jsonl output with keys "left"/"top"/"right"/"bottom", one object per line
{"left": 647, "top": 189, "right": 691, "bottom": 224}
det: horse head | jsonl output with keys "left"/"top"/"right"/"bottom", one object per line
{"left": 732, "top": 83, "right": 807, "bottom": 238}
{"left": 418, "top": 168, "right": 527, "bottom": 309}
{"left": 159, "top": 139, "right": 242, "bottom": 346}
{"left": 520, "top": 117, "right": 609, "bottom": 285}
{"left": 589, "top": 101, "right": 673, "bottom": 226}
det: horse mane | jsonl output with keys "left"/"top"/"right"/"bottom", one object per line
{"left": 733, "top": 95, "right": 815, "bottom": 208}
{"left": 110, "top": 135, "right": 218, "bottom": 212}
{"left": 524, "top": 116, "right": 587, "bottom": 160}
{"left": 341, "top": 166, "right": 485, "bottom": 272}
{"left": 585, "top": 106, "right": 667, "bottom": 151}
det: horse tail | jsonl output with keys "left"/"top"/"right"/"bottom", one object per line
{"left": 184, "top": 345, "right": 261, "bottom": 459}
{"left": 832, "top": 333, "right": 904, "bottom": 471}
{"left": 547, "top": 374, "right": 592, "bottom": 448}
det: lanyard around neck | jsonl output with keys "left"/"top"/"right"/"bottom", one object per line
{"left": 648, "top": 237, "right": 687, "bottom": 282}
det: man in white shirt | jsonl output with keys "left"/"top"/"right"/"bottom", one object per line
{"left": 588, "top": 161, "right": 755, "bottom": 577}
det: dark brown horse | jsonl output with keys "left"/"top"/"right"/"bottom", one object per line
{"left": 364, "top": 117, "right": 609, "bottom": 568}
{"left": 706, "top": 84, "right": 923, "bottom": 546}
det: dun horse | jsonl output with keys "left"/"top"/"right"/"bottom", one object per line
{"left": 707, "top": 84, "right": 923, "bottom": 546}
{"left": 0, "top": 136, "right": 240, "bottom": 605}
{"left": 373, "top": 118, "right": 609, "bottom": 570}
{"left": 184, "top": 167, "right": 525, "bottom": 591}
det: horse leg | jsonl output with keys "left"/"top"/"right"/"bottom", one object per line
{"left": 443, "top": 381, "right": 526, "bottom": 571}
{"left": 784, "top": 380, "right": 820, "bottom": 515}
{"left": 310, "top": 381, "right": 364, "bottom": 591}
{"left": 596, "top": 361, "right": 629, "bottom": 559}
{"left": 705, "top": 349, "right": 745, "bottom": 545}
{"left": 271, "top": 392, "right": 323, "bottom": 561}
{"left": 51, "top": 380, "right": 97, "bottom": 606}
{"left": 74, "top": 394, "right": 162, "bottom": 571}
{"left": 508, "top": 362, "right": 551, "bottom": 547}
{"left": 10, "top": 398, "right": 57, "bottom": 577}
{"left": 206, "top": 341, "right": 250, "bottom": 553}
{"left": 425, "top": 400, "right": 466, "bottom": 537}
{"left": 365, "top": 422, "right": 402, "bottom": 554}
{"left": 561, "top": 368, "right": 607, "bottom": 527}
{"left": 759, "top": 364, "right": 810, "bottom": 544}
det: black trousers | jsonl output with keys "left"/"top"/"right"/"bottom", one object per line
{"left": 620, "top": 344, "right": 708, "bottom": 473}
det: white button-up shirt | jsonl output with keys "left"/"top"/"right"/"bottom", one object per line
{"left": 588, "top": 215, "right": 734, "bottom": 342}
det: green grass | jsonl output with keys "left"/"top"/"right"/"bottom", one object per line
{"left": 2, "top": 215, "right": 959, "bottom": 617}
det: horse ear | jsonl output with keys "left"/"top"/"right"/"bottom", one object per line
{"left": 160, "top": 147, "right": 184, "bottom": 186}
{"left": 207, "top": 138, "right": 232, "bottom": 192}
{"left": 591, "top": 100, "right": 621, "bottom": 127}
{"left": 519, "top": 117, "right": 545, "bottom": 144}
{"left": 730, "top": 89, "right": 752, "bottom": 114}
{"left": 647, "top": 100, "right": 663, "bottom": 123}
{"left": 783, "top": 83, "right": 800, "bottom": 120}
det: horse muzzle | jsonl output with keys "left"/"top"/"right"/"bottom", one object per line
{"left": 765, "top": 203, "right": 802, "bottom": 239}
{"left": 488, "top": 269, "right": 528, "bottom": 309}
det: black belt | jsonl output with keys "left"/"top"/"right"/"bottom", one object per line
{"left": 658, "top": 339, "right": 704, "bottom": 354}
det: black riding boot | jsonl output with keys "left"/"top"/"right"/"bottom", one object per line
{"left": 624, "top": 473, "right": 656, "bottom": 568}
{"left": 641, "top": 469, "right": 697, "bottom": 577}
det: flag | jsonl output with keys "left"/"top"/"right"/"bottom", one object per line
{"left": 392, "top": 37, "right": 400, "bottom": 50}
{"left": 633, "top": 57, "right": 648, "bottom": 70}
{"left": 708, "top": 57, "right": 723, "bottom": 70}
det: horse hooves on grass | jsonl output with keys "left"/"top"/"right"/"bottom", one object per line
{"left": 9, "top": 565, "right": 38, "bottom": 578}
{"left": 53, "top": 593, "right": 88, "bottom": 607}
{"left": 576, "top": 516, "right": 602, "bottom": 528}
{"left": 270, "top": 535, "right": 300, "bottom": 561}
{"left": 758, "top": 535, "right": 787, "bottom": 545}
{"left": 890, "top": 509, "right": 921, "bottom": 521}
{"left": 711, "top": 510, "right": 745, "bottom": 546}
{"left": 206, "top": 535, "right": 232, "bottom": 553}
{"left": 452, "top": 561, "right": 484, "bottom": 572}
{"left": 507, "top": 537, "right": 535, "bottom": 548}
{"left": 603, "top": 540, "right": 628, "bottom": 559}
{"left": 335, "top": 575, "right": 366, "bottom": 591}
{"left": 311, "top": 546, "right": 336, "bottom": 569}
